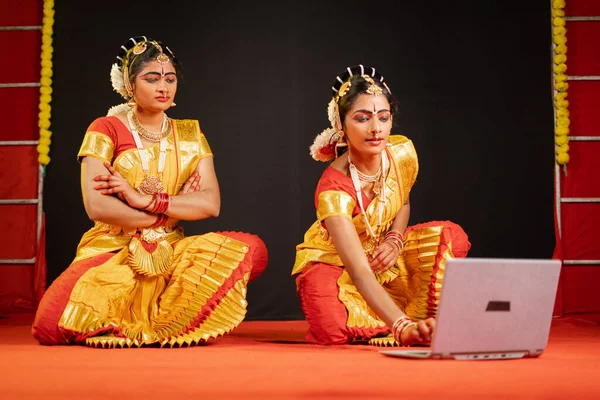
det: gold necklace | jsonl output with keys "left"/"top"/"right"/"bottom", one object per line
{"left": 348, "top": 156, "right": 383, "bottom": 195}
{"left": 127, "top": 111, "right": 167, "bottom": 195}
{"left": 131, "top": 111, "right": 172, "bottom": 142}
{"left": 355, "top": 166, "right": 382, "bottom": 182}
{"left": 347, "top": 151, "right": 389, "bottom": 252}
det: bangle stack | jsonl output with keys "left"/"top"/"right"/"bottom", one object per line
{"left": 144, "top": 192, "right": 171, "bottom": 214}
{"left": 392, "top": 315, "right": 416, "bottom": 346}
{"left": 143, "top": 193, "right": 171, "bottom": 228}
{"left": 384, "top": 230, "right": 405, "bottom": 252}
{"left": 150, "top": 213, "right": 169, "bottom": 227}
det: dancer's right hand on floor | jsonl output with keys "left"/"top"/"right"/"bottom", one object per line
{"left": 401, "top": 317, "right": 436, "bottom": 346}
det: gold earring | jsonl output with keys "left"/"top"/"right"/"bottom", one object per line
{"left": 335, "top": 136, "right": 347, "bottom": 159}
{"left": 126, "top": 85, "right": 136, "bottom": 107}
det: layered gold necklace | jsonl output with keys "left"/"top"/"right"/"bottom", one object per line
{"left": 347, "top": 151, "right": 389, "bottom": 255}
{"left": 131, "top": 111, "right": 172, "bottom": 142}
{"left": 353, "top": 164, "right": 383, "bottom": 195}
{"left": 127, "top": 110, "right": 168, "bottom": 195}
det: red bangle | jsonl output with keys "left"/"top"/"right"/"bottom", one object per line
{"left": 386, "top": 238, "right": 403, "bottom": 252}
{"left": 150, "top": 213, "right": 168, "bottom": 228}
{"left": 385, "top": 230, "right": 404, "bottom": 241}
{"left": 157, "top": 193, "right": 171, "bottom": 214}
{"left": 384, "top": 230, "right": 405, "bottom": 252}
{"left": 142, "top": 194, "right": 157, "bottom": 211}
{"left": 392, "top": 316, "right": 416, "bottom": 346}
{"left": 150, "top": 193, "right": 171, "bottom": 214}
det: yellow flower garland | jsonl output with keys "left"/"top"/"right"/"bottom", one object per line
{"left": 37, "top": 0, "right": 55, "bottom": 166}
{"left": 552, "top": 0, "right": 569, "bottom": 165}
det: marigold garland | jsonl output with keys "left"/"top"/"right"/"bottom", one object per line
{"left": 37, "top": 0, "right": 55, "bottom": 166}
{"left": 551, "top": 0, "right": 569, "bottom": 166}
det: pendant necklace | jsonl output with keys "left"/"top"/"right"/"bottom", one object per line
{"left": 348, "top": 151, "right": 389, "bottom": 240}
{"left": 127, "top": 110, "right": 168, "bottom": 195}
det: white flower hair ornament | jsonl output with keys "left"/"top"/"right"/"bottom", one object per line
{"left": 107, "top": 63, "right": 130, "bottom": 116}
{"left": 309, "top": 98, "right": 344, "bottom": 162}
{"left": 110, "top": 63, "right": 127, "bottom": 98}
{"left": 327, "top": 98, "right": 337, "bottom": 127}
{"left": 106, "top": 103, "right": 130, "bottom": 117}
{"left": 309, "top": 127, "right": 339, "bottom": 162}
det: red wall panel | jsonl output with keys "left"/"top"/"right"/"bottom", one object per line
{"left": 0, "top": 146, "right": 39, "bottom": 199}
{"left": 566, "top": 80, "right": 600, "bottom": 137}
{"left": 0, "top": 0, "right": 41, "bottom": 26}
{"left": 0, "top": 30, "right": 41, "bottom": 83}
{"left": 556, "top": 2, "right": 600, "bottom": 317}
{"left": 1, "top": 87, "right": 40, "bottom": 141}
{"left": 0, "top": 0, "right": 43, "bottom": 315}
{"left": 565, "top": 1, "right": 600, "bottom": 16}
{"left": 0, "top": 205, "right": 37, "bottom": 259}
{"left": 561, "top": 265, "right": 600, "bottom": 314}
{"left": 560, "top": 142, "right": 600, "bottom": 198}
{"left": 565, "top": 22, "right": 600, "bottom": 76}
{"left": 0, "top": 265, "right": 35, "bottom": 314}
{"left": 561, "top": 203, "right": 600, "bottom": 261}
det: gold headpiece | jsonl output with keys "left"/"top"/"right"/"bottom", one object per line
{"left": 129, "top": 40, "right": 173, "bottom": 65}
{"left": 148, "top": 41, "right": 171, "bottom": 65}
{"left": 362, "top": 75, "right": 383, "bottom": 96}
{"left": 337, "top": 81, "right": 352, "bottom": 100}
{"left": 335, "top": 74, "right": 385, "bottom": 102}
{"left": 132, "top": 41, "right": 147, "bottom": 55}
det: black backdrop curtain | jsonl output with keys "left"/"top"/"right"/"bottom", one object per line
{"left": 45, "top": 0, "right": 555, "bottom": 320}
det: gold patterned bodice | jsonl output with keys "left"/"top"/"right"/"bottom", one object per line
{"left": 74, "top": 119, "right": 213, "bottom": 264}
{"left": 78, "top": 119, "right": 212, "bottom": 196}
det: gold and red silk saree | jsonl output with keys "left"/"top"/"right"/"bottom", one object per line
{"left": 32, "top": 117, "right": 267, "bottom": 348}
{"left": 293, "top": 135, "right": 470, "bottom": 345}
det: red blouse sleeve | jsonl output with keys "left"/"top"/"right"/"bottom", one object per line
{"left": 314, "top": 166, "right": 361, "bottom": 221}
{"left": 77, "top": 116, "right": 135, "bottom": 163}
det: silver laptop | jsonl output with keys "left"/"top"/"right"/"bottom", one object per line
{"left": 380, "top": 258, "right": 561, "bottom": 360}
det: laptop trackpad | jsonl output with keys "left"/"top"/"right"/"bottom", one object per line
{"left": 379, "top": 349, "right": 432, "bottom": 359}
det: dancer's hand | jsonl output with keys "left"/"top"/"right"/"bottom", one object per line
{"left": 369, "top": 241, "right": 400, "bottom": 274}
{"left": 94, "top": 162, "right": 150, "bottom": 209}
{"left": 401, "top": 318, "right": 436, "bottom": 346}
{"left": 180, "top": 171, "right": 201, "bottom": 194}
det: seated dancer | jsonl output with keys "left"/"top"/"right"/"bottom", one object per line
{"left": 293, "top": 65, "right": 471, "bottom": 346}
{"left": 32, "top": 36, "right": 268, "bottom": 348}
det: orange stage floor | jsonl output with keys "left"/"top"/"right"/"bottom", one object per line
{"left": 1, "top": 314, "right": 599, "bottom": 399}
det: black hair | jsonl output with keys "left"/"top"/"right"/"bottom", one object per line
{"left": 115, "top": 36, "right": 183, "bottom": 84}
{"left": 332, "top": 65, "right": 398, "bottom": 125}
